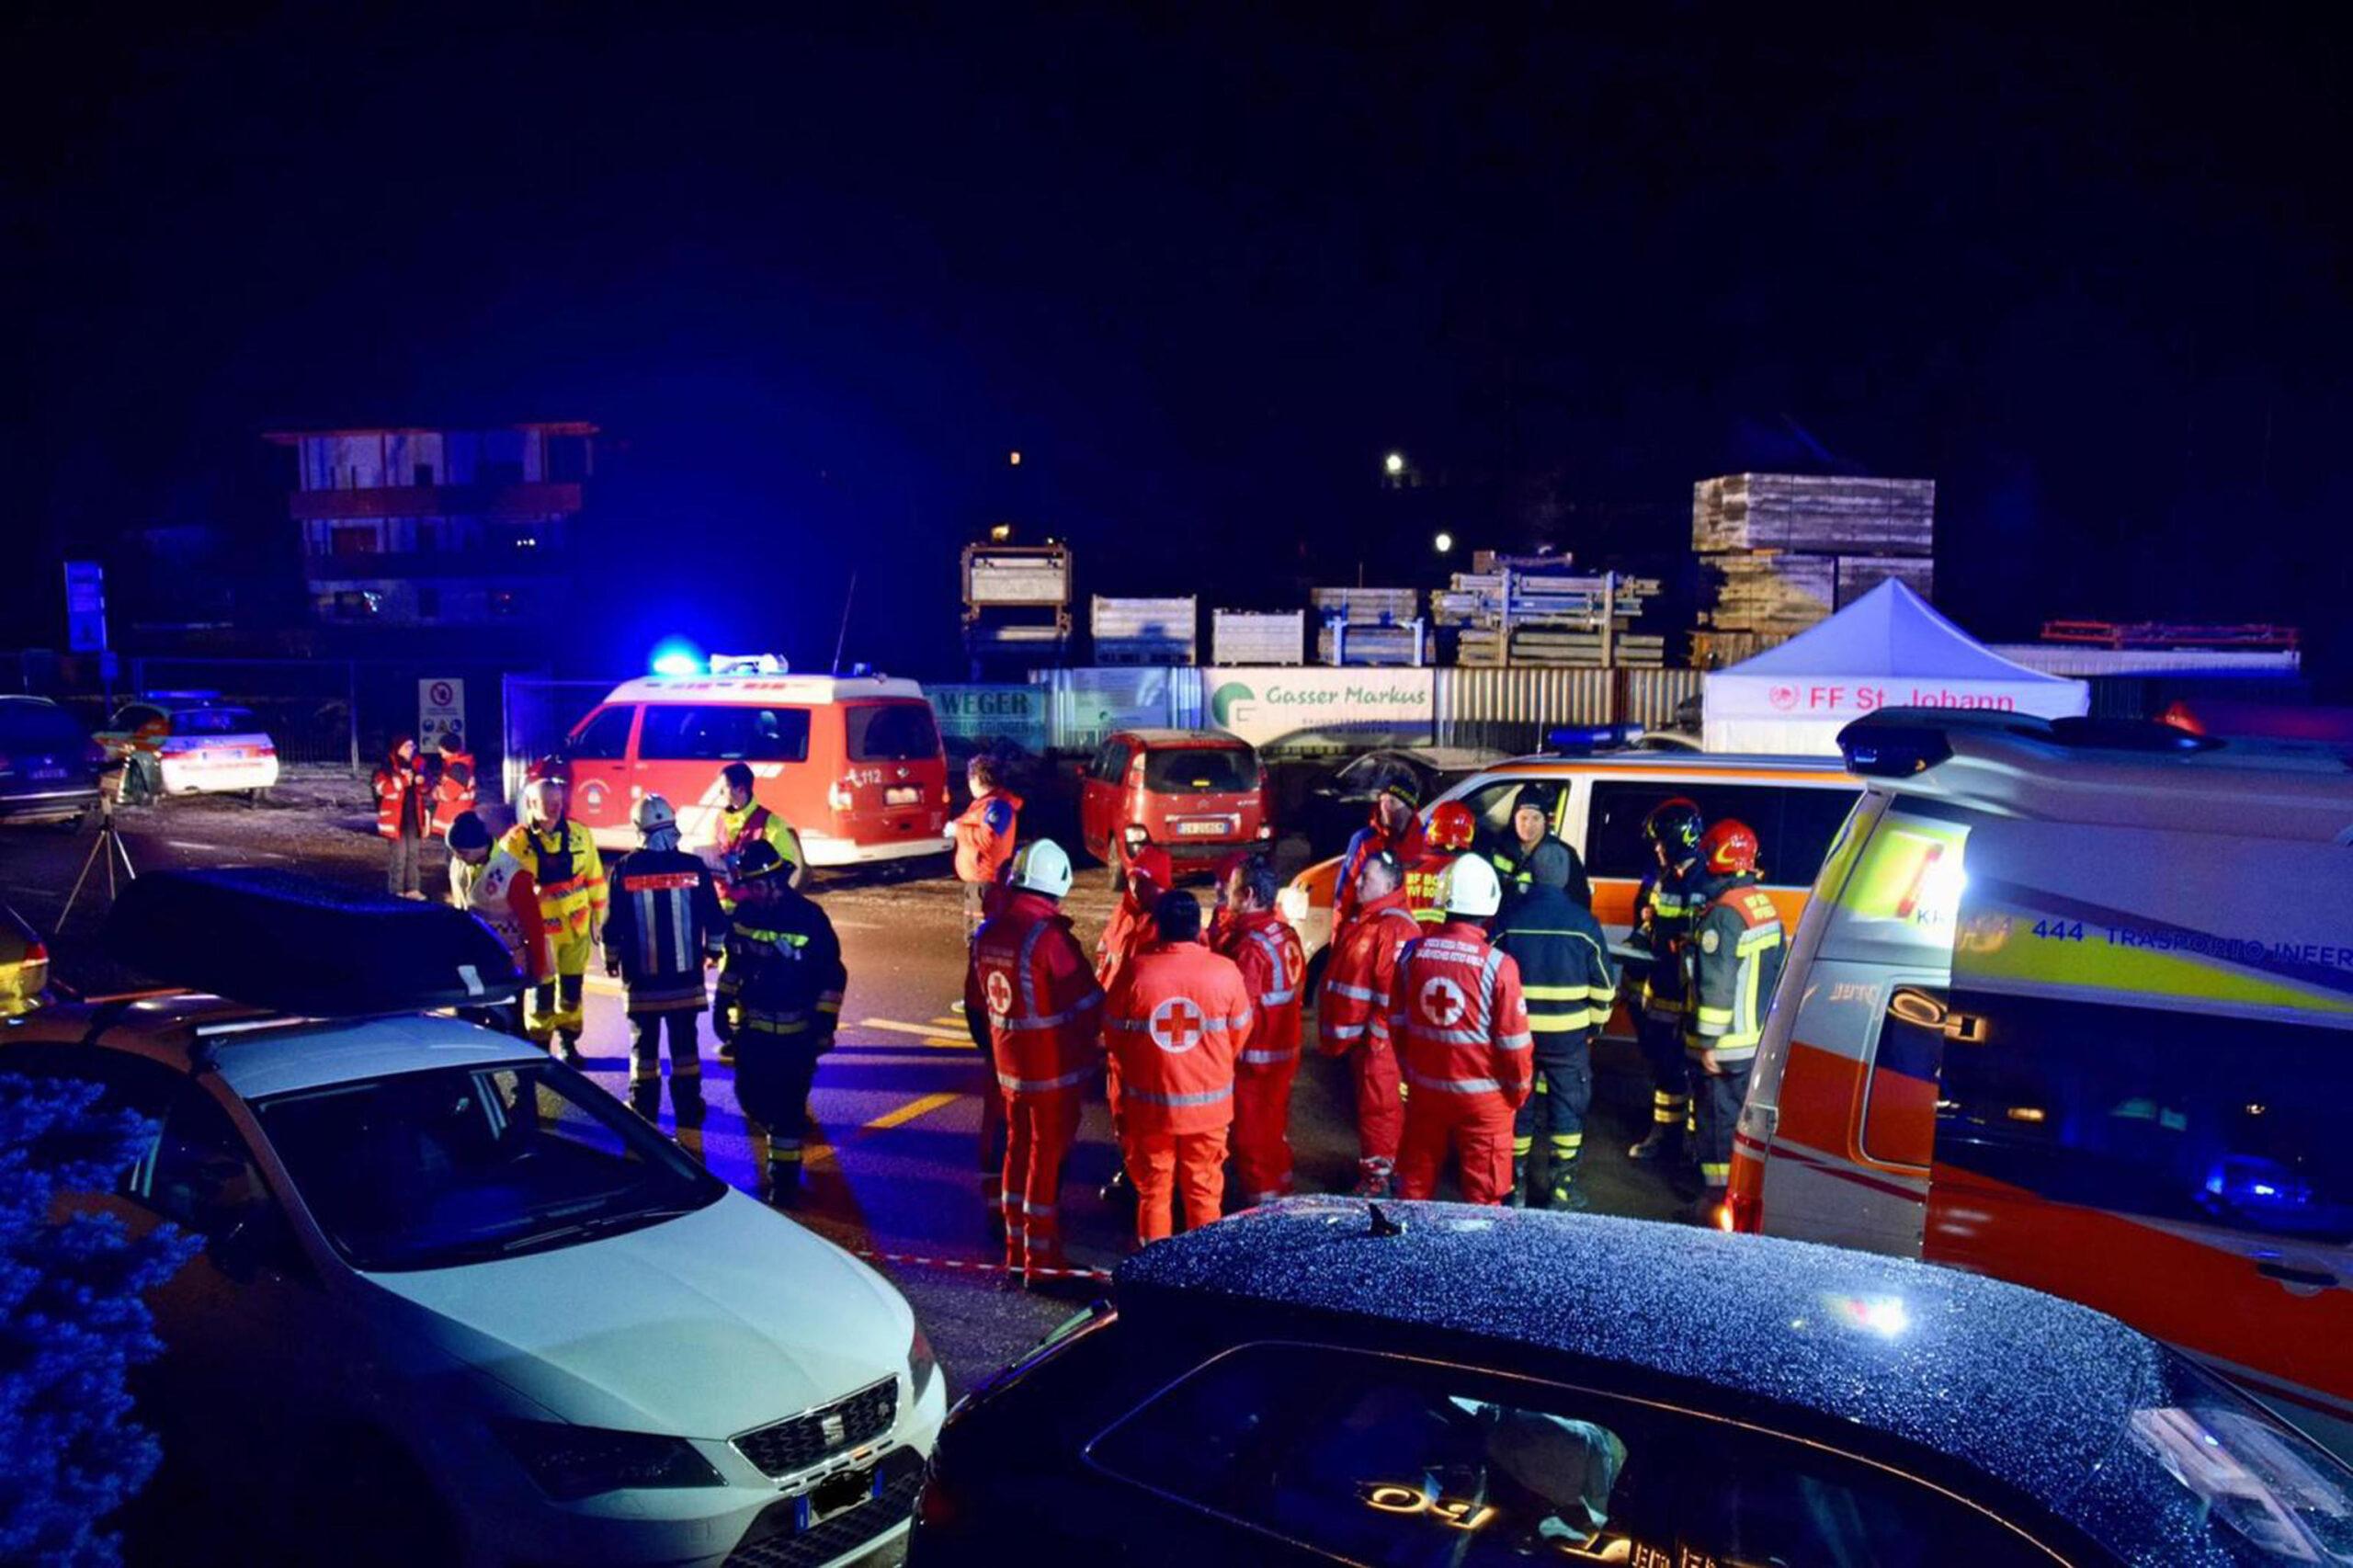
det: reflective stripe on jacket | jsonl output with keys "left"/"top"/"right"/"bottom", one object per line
{"left": 1335, "top": 814, "right": 1428, "bottom": 929}
{"left": 604, "top": 847, "right": 725, "bottom": 1011}
{"left": 1634, "top": 859, "right": 1704, "bottom": 1017}
{"left": 1320, "top": 891, "right": 1421, "bottom": 1056}
{"left": 1683, "top": 873, "right": 1785, "bottom": 1062}
{"left": 1491, "top": 886, "right": 1619, "bottom": 1058}
{"left": 1389, "top": 922, "right": 1533, "bottom": 1108}
{"left": 1101, "top": 939, "right": 1253, "bottom": 1135}
{"left": 1215, "top": 908, "right": 1306, "bottom": 1072}
{"left": 715, "top": 881, "right": 846, "bottom": 1041}
{"left": 953, "top": 790, "right": 1022, "bottom": 886}
{"left": 500, "top": 821, "right": 608, "bottom": 940}
{"left": 968, "top": 891, "right": 1105, "bottom": 1096}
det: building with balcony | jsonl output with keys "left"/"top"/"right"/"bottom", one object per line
{"left": 265, "top": 423, "right": 597, "bottom": 628}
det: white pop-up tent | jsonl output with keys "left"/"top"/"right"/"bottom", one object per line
{"left": 1703, "top": 580, "right": 2090, "bottom": 755}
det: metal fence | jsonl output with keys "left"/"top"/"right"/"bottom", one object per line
{"left": 1431, "top": 667, "right": 1703, "bottom": 753}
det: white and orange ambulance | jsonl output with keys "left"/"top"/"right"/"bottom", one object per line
{"left": 1732, "top": 709, "right": 2353, "bottom": 1453}
{"left": 559, "top": 661, "right": 950, "bottom": 868}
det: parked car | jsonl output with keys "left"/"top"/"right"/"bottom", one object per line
{"left": 17, "top": 870, "right": 945, "bottom": 1568}
{"left": 1736, "top": 707, "right": 2353, "bottom": 1458}
{"left": 0, "top": 694, "right": 102, "bottom": 827}
{"left": 1296, "top": 746, "right": 1503, "bottom": 858}
{"left": 1078, "top": 728, "right": 1272, "bottom": 868}
{"left": 96, "top": 690, "right": 280, "bottom": 802}
{"left": 561, "top": 662, "right": 950, "bottom": 866}
{"left": 913, "top": 1195, "right": 2353, "bottom": 1566}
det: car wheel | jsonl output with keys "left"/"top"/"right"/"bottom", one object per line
{"left": 248, "top": 788, "right": 269, "bottom": 806}
{"left": 52, "top": 812, "right": 85, "bottom": 835}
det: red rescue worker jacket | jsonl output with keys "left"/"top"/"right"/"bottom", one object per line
{"left": 1215, "top": 907, "right": 1306, "bottom": 1076}
{"left": 1389, "top": 921, "right": 1535, "bottom": 1110}
{"left": 1095, "top": 846, "right": 1172, "bottom": 992}
{"left": 953, "top": 790, "right": 1023, "bottom": 886}
{"left": 967, "top": 890, "right": 1104, "bottom": 1099}
{"left": 372, "top": 744, "right": 433, "bottom": 839}
{"left": 431, "top": 750, "right": 478, "bottom": 835}
{"left": 1335, "top": 812, "right": 1429, "bottom": 929}
{"left": 1319, "top": 887, "right": 1422, "bottom": 1057}
{"left": 1404, "top": 848, "right": 1460, "bottom": 925}
{"left": 1101, "top": 939, "right": 1254, "bottom": 1136}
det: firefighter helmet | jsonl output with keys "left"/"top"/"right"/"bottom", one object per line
{"left": 631, "top": 794, "right": 678, "bottom": 837}
{"left": 1439, "top": 853, "right": 1505, "bottom": 918}
{"left": 522, "top": 777, "right": 566, "bottom": 828}
{"left": 1642, "top": 798, "right": 1704, "bottom": 857}
{"left": 1700, "top": 819, "right": 1761, "bottom": 877}
{"left": 1009, "top": 839, "right": 1074, "bottom": 900}
{"left": 1427, "top": 800, "right": 1477, "bottom": 851}
{"left": 736, "top": 839, "right": 787, "bottom": 880}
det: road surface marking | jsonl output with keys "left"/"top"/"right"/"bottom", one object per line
{"left": 165, "top": 840, "right": 219, "bottom": 851}
{"left": 863, "top": 1092, "right": 962, "bottom": 1132}
{"left": 861, "top": 1017, "right": 964, "bottom": 1040}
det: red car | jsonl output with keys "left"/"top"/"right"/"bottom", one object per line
{"left": 1079, "top": 729, "right": 1271, "bottom": 868}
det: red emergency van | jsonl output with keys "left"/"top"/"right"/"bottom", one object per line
{"left": 560, "top": 669, "right": 950, "bottom": 868}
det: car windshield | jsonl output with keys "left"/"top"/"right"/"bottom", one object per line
{"left": 0, "top": 702, "right": 88, "bottom": 751}
{"left": 251, "top": 1061, "right": 725, "bottom": 1271}
{"left": 173, "top": 707, "right": 261, "bottom": 736}
{"left": 2109, "top": 1358, "right": 2353, "bottom": 1564}
{"left": 1144, "top": 745, "right": 1256, "bottom": 794}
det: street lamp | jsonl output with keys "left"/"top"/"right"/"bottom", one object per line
{"left": 1434, "top": 531, "right": 1454, "bottom": 554}
{"left": 1383, "top": 451, "right": 1406, "bottom": 477}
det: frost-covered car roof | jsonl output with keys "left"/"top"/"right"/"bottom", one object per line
{"left": 1116, "top": 1198, "right": 2337, "bottom": 1566}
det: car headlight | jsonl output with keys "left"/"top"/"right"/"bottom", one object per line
{"left": 493, "top": 1418, "right": 725, "bottom": 1501}
{"left": 908, "top": 1323, "right": 939, "bottom": 1406}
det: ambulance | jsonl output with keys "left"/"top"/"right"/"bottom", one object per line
{"left": 1731, "top": 708, "right": 2353, "bottom": 1453}
{"left": 558, "top": 659, "right": 951, "bottom": 867}
{"left": 1279, "top": 748, "right": 1859, "bottom": 994}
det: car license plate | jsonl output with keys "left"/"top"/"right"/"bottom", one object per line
{"left": 806, "top": 1463, "right": 874, "bottom": 1526}
{"left": 1176, "top": 820, "right": 1226, "bottom": 836}
{"left": 32, "top": 767, "right": 66, "bottom": 782}
{"left": 884, "top": 786, "right": 920, "bottom": 806}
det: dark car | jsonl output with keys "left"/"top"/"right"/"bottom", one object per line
{"left": 0, "top": 694, "right": 102, "bottom": 827}
{"left": 1297, "top": 746, "right": 1501, "bottom": 858}
{"left": 913, "top": 1197, "right": 2353, "bottom": 1566}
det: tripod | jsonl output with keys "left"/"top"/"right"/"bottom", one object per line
{"left": 62, "top": 783, "right": 137, "bottom": 924}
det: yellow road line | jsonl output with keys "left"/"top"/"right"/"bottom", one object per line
{"left": 863, "top": 1091, "right": 963, "bottom": 1132}
{"left": 860, "top": 1017, "right": 958, "bottom": 1039}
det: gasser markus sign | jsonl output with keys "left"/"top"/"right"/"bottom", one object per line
{"left": 1204, "top": 667, "right": 1435, "bottom": 752}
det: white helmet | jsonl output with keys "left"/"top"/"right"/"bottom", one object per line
{"left": 1439, "top": 853, "right": 1504, "bottom": 918}
{"left": 1009, "top": 839, "right": 1074, "bottom": 900}
{"left": 632, "top": 794, "right": 677, "bottom": 837}
{"left": 522, "top": 777, "right": 566, "bottom": 828}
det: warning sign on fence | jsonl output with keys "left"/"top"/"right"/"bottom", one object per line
{"left": 418, "top": 678, "right": 467, "bottom": 753}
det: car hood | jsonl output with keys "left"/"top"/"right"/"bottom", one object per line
{"left": 361, "top": 1191, "right": 913, "bottom": 1439}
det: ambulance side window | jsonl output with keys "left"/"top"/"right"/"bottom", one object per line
{"left": 1934, "top": 988, "right": 2350, "bottom": 1244}
{"left": 568, "top": 705, "right": 636, "bottom": 760}
{"left": 639, "top": 705, "right": 812, "bottom": 764}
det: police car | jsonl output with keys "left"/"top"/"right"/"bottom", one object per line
{"left": 7, "top": 870, "right": 943, "bottom": 1568}
{"left": 96, "top": 690, "right": 281, "bottom": 801}
{"left": 912, "top": 1196, "right": 2353, "bottom": 1566}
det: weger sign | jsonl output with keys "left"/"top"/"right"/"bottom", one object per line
{"left": 1764, "top": 684, "right": 2021, "bottom": 714}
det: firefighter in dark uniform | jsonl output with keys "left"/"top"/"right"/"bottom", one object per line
{"left": 1485, "top": 784, "right": 1559, "bottom": 909}
{"left": 1626, "top": 798, "right": 1706, "bottom": 1170}
{"left": 714, "top": 839, "right": 847, "bottom": 1206}
{"left": 603, "top": 794, "right": 727, "bottom": 1147}
{"left": 1491, "top": 840, "right": 1619, "bottom": 1209}
{"left": 1684, "top": 819, "right": 1786, "bottom": 1207}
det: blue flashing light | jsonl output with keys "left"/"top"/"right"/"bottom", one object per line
{"left": 1548, "top": 723, "right": 1643, "bottom": 753}
{"left": 649, "top": 639, "right": 704, "bottom": 678}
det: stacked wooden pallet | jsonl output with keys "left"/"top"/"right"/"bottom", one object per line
{"left": 1693, "top": 473, "right": 1936, "bottom": 638}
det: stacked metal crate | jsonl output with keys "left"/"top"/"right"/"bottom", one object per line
{"left": 1312, "top": 587, "right": 1426, "bottom": 666}
{"left": 1091, "top": 596, "right": 1199, "bottom": 665}
{"left": 1691, "top": 474, "right": 1935, "bottom": 660}
{"left": 1430, "top": 555, "right": 1665, "bottom": 668}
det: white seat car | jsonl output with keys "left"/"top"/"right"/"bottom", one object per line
{"left": 15, "top": 876, "right": 943, "bottom": 1568}
{"left": 97, "top": 691, "right": 281, "bottom": 801}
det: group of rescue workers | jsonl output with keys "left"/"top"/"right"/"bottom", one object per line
{"left": 400, "top": 738, "right": 1784, "bottom": 1280}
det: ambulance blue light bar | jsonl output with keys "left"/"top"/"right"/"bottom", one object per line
{"left": 1547, "top": 723, "right": 1643, "bottom": 753}
{"left": 648, "top": 638, "right": 703, "bottom": 677}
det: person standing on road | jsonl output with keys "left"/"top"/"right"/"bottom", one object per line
{"left": 1409, "top": 801, "right": 1479, "bottom": 922}
{"left": 1101, "top": 890, "right": 1252, "bottom": 1247}
{"left": 1491, "top": 840, "right": 1618, "bottom": 1210}
{"left": 501, "top": 773, "right": 608, "bottom": 1064}
{"left": 1213, "top": 855, "right": 1307, "bottom": 1206}
{"left": 432, "top": 734, "right": 478, "bottom": 835}
{"left": 1389, "top": 856, "right": 1534, "bottom": 1205}
{"left": 446, "top": 810, "right": 547, "bottom": 1038}
{"left": 715, "top": 761, "right": 805, "bottom": 903}
{"left": 966, "top": 840, "right": 1104, "bottom": 1285}
{"left": 373, "top": 737, "right": 433, "bottom": 898}
{"left": 1626, "top": 799, "right": 1706, "bottom": 1171}
{"left": 1683, "top": 820, "right": 1784, "bottom": 1210}
{"left": 952, "top": 755, "right": 1023, "bottom": 937}
{"left": 714, "top": 839, "right": 845, "bottom": 1206}
{"left": 1317, "top": 850, "right": 1420, "bottom": 1196}
{"left": 1094, "top": 845, "right": 1173, "bottom": 1207}
{"left": 1334, "top": 766, "right": 1427, "bottom": 929}
{"left": 604, "top": 795, "right": 727, "bottom": 1142}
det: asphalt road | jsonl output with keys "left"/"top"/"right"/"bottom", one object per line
{"left": 1, "top": 775, "right": 1683, "bottom": 1395}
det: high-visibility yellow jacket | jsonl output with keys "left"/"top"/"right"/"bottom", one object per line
{"left": 500, "top": 819, "right": 608, "bottom": 944}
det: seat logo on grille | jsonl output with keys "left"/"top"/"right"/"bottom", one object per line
{"left": 822, "top": 1413, "right": 847, "bottom": 1445}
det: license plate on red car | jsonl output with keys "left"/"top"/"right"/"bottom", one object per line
{"left": 1175, "top": 819, "right": 1227, "bottom": 836}
{"left": 884, "top": 786, "right": 920, "bottom": 806}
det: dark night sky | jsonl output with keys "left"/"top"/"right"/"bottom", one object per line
{"left": 12, "top": 5, "right": 2350, "bottom": 685}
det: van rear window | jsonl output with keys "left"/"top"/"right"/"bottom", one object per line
{"left": 1144, "top": 746, "right": 1256, "bottom": 794}
{"left": 847, "top": 703, "right": 939, "bottom": 762}
{"left": 1934, "top": 986, "right": 2351, "bottom": 1244}
{"left": 638, "top": 705, "right": 812, "bottom": 764}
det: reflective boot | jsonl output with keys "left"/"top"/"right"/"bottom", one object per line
{"left": 767, "top": 1141, "right": 804, "bottom": 1209}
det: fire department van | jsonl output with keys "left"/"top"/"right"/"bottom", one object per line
{"left": 560, "top": 664, "right": 950, "bottom": 867}
{"left": 1730, "top": 709, "right": 2353, "bottom": 1454}
{"left": 1278, "top": 750, "right": 1859, "bottom": 994}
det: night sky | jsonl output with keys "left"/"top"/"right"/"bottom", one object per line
{"left": 13, "top": 6, "right": 2350, "bottom": 686}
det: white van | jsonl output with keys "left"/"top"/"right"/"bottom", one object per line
{"left": 1731, "top": 710, "right": 2353, "bottom": 1453}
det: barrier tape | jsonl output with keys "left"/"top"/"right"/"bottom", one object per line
{"left": 848, "top": 1246, "right": 1113, "bottom": 1284}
